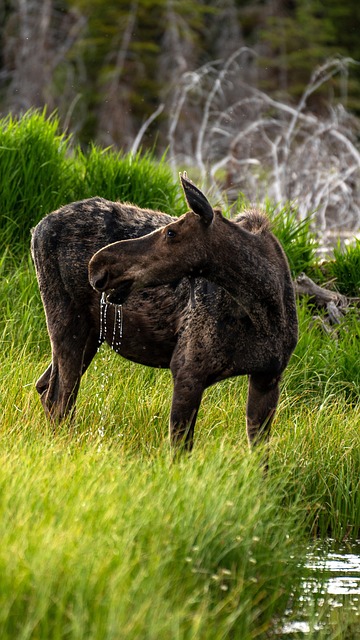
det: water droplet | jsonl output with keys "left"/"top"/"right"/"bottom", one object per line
{"left": 98, "top": 292, "right": 123, "bottom": 353}
{"left": 110, "top": 303, "right": 123, "bottom": 353}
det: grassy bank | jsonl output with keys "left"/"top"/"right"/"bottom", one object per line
{"left": 2, "top": 334, "right": 359, "bottom": 542}
{"left": 0, "top": 428, "right": 303, "bottom": 639}
{"left": 1, "top": 338, "right": 359, "bottom": 638}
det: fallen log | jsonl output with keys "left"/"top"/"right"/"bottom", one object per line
{"left": 294, "top": 273, "right": 360, "bottom": 326}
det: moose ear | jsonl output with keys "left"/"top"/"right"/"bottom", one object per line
{"left": 179, "top": 172, "right": 214, "bottom": 225}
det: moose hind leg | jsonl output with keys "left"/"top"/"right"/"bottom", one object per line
{"left": 36, "top": 363, "right": 53, "bottom": 397}
{"left": 246, "top": 373, "right": 281, "bottom": 448}
{"left": 41, "top": 321, "right": 98, "bottom": 423}
{"left": 169, "top": 373, "right": 204, "bottom": 453}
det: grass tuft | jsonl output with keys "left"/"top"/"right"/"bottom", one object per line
{"left": 266, "top": 202, "right": 318, "bottom": 276}
{"left": 74, "top": 146, "right": 182, "bottom": 215}
{"left": 324, "top": 239, "right": 360, "bottom": 297}
{"left": 0, "top": 109, "right": 74, "bottom": 253}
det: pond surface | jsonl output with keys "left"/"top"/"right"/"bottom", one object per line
{"left": 280, "top": 541, "right": 360, "bottom": 636}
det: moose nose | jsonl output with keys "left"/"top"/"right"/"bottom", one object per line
{"left": 90, "top": 268, "right": 109, "bottom": 292}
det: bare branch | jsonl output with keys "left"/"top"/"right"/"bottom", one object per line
{"left": 130, "top": 103, "right": 165, "bottom": 157}
{"left": 166, "top": 54, "right": 360, "bottom": 238}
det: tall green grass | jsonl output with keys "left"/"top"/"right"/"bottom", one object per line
{"left": 0, "top": 110, "right": 73, "bottom": 251}
{"left": 0, "top": 346, "right": 305, "bottom": 640}
{"left": 270, "top": 397, "right": 360, "bottom": 540}
{"left": 323, "top": 239, "right": 360, "bottom": 296}
{"left": 0, "top": 337, "right": 359, "bottom": 638}
{"left": 284, "top": 302, "right": 360, "bottom": 403}
{"left": 266, "top": 202, "right": 318, "bottom": 276}
{"left": 74, "top": 145, "right": 181, "bottom": 213}
{"left": 0, "top": 443, "right": 304, "bottom": 639}
{"left": 0, "top": 251, "right": 45, "bottom": 352}
{"left": 0, "top": 111, "right": 183, "bottom": 256}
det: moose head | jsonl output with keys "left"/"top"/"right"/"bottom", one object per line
{"left": 88, "top": 173, "right": 219, "bottom": 303}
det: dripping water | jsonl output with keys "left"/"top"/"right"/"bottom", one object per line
{"left": 98, "top": 291, "right": 123, "bottom": 353}
{"left": 93, "top": 293, "right": 124, "bottom": 437}
{"left": 110, "top": 303, "right": 123, "bottom": 352}
{"left": 98, "top": 292, "right": 107, "bottom": 349}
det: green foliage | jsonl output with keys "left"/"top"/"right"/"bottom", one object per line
{"left": 0, "top": 111, "right": 182, "bottom": 256}
{"left": 66, "top": 0, "right": 214, "bottom": 144}
{"left": 285, "top": 302, "right": 360, "bottom": 404}
{"left": 323, "top": 240, "right": 360, "bottom": 297}
{"left": 258, "top": 0, "right": 360, "bottom": 109}
{"left": 3, "top": 0, "right": 360, "bottom": 152}
{"left": 0, "top": 110, "right": 74, "bottom": 253}
{"left": 266, "top": 203, "right": 318, "bottom": 276}
{"left": 73, "top": 146, "right": 181, "bottom": 214}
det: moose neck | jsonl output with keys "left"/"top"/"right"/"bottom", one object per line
{"left": 201, "top": 217, "right": 286, "bottom": 327}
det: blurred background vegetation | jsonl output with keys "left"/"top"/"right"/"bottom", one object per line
{"left": 1, "top": 0, "right": 360, "bottom": 150}
{"left": 1, "top": 1, "right": 360, "bottom": 238}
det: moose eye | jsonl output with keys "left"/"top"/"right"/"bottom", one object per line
{"left": 166, "top": 229, "right": 177, "bottom": 238}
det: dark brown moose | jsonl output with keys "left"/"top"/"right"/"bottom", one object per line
{"left": 32, "top": 173, "right": 297, "bottom": 452}
{"left": 88, "top": 173, "right": 298, "bottom": 450}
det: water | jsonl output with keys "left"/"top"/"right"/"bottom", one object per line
{"left": 281, "top": 541, "right": 360, "bottom": 636}
{"left": 99, "top": 292, "right": 123, "bottom": 353}
{"left": 98, "top": 291, "right": 108, "bottom": 347}
{"left": 92, "top": 293, "right": 124, "bottom": 438}
{"left": 306, "top": 547, "right": 360, "bottom": 597}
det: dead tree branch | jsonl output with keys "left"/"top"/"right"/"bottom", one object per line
{"left": 294, "top": 272, "right": 360, "bottom": 327}
{"left": 166, "top": 54, "right": 360, "bottom": 239}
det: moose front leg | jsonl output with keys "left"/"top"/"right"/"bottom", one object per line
{"left": 246, "top": 373, "right": 281, "bottom": 448}
{"left": 169, "top": 372, "right": 204, "bottom": 453}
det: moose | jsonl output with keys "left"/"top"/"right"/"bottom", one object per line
{"left": 32, "top": 173, "right": 298, "bottom": 452}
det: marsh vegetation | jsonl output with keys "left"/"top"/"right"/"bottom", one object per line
{"left": 0, "top": 113, "right": 359, "bottom": 639}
